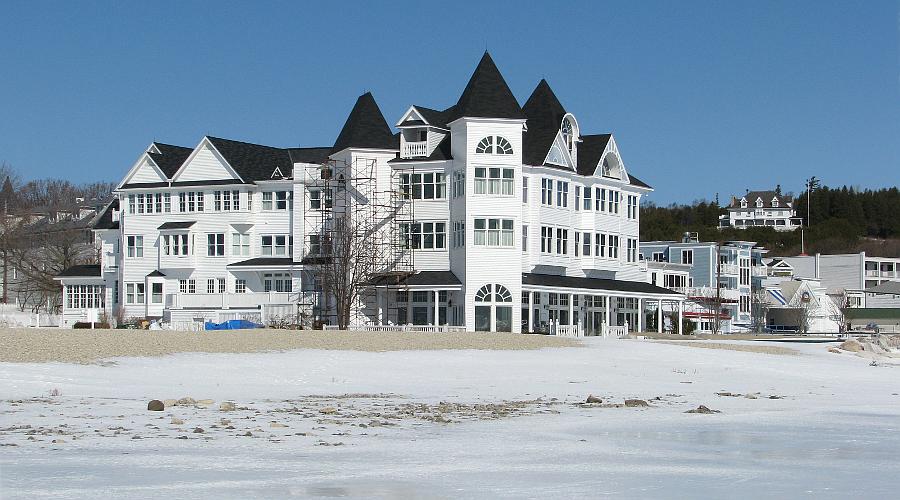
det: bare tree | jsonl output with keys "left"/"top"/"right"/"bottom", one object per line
{"left": 789, "top": 299, "right": 814, "bottom": 334}
{"left": 315, "top": 210, "right": 386, "bottom": 329}
{"left": 10, "top": 220, "right": 95, "bottom": 313}
{"left": 750, "top": 288, "right": 770, "bottom": 333}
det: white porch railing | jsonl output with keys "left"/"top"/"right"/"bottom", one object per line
{"left": 553, "top": 324, "right": 581, "bottom": 337}
{"left": 601, "top": 324, "right": 629, "bottom": 338}
{"left": 323, "top": 324, "right": 466, "bottom": 333}
{"left": 718, "top": 264, "right": 739, "bottom": 275}
{"left": 752, "top": 266, "right": 768, "bottom": 277}
{"left": 166, "top": 292, "right": 295, "bottom": 309}
{"left": 678, "top": 286, "right": 740, "bottom": 301}
{"left": 402, "top": 141, "right": 428, "bottom": 158}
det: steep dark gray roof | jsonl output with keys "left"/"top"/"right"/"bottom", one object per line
{"left": 288, "top": 147, "right": 331, "bottom": 165}
{"left": 330, "top": 92, "right": 397, "bottom": 154}
{"left": 207, "top": 137, "right": 294, "bottom": 182}
{"left": 522, "top": 273, "right": 680, "bottom": 295}
{"left": 410, "top": 106, "right": 454, "bottom": 129}
{"left": 627, "top": 174, "right": 651, "bottom": 189}
{"left": 120, "top": 179, "right": 249, "bottom": 189}
{"left": 445, "top": 52, "right": 525, "bottom": 122}
{"left": 147, "top": 270, "right": 166, "bottom": 277}
{"left": 575, "top": 134, "right": 612, "bottom": 176}
{"left": 92, "top": 198, "right": 119, "bottom": 230}
{"left": 57, "top": 264, "right": 101, "bottom": 278}
{"left": 730, "top": 190, "right": 792, "bottom": 209}
{"left": 148, "top": 143, "right": 192, "bottom": 178}
{"left": 522, "top": 79, "right": 567, "bottom": 167}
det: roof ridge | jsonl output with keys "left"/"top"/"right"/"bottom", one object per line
{"left": 207, "top": 136, "right": 288, "bottom": 151}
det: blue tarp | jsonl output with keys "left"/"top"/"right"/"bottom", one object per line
{"left": 204, "top": 319, "right": 263, "bottom": 330}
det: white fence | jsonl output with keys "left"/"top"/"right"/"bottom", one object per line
{"left": 601, "top": 324, "right": 629, "bottom": 338}
{"left": 552, "top": 323, "right": 581, "bottom": 337}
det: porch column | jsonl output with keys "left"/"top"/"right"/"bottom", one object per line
{"left": 528, "top": 291, "right": 535, "bottom": 333}
{"left": 657, "top": 300, "right": 663, "bottom": 334}
{"left": 376, "top": 289, "right": 383, "bottom": 326}
{"left": 604, "top": 296, "right": 611, "bottom": 327}
{"left": 434, "top": 290, "right": 440, "bottom": 326}
{"left": 568, "top": 293, "right": 574, "bottom": 326}
{"left": 637, "top": 298, "right": 644, "bottom": 333}
{"left": 677, "top": 300, "right": 684, "bottom": 335}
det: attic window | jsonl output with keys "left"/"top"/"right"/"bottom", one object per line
{"left": 772, "top": 198, "right": 779, "bottom": 208}
{"left": 561, "top": 118, "right": 575, "bottom": 152}
{"left": 475, "top": 136, "right": 513, "bottom": 155}
{"left": 740, "top": 199, "right": 748, "bottom": 208}
{"left": 271, "top": 167, "right": 284, "bottom": 179}
{"left": 756, "top": 199, "right": 763, "bottom": 208}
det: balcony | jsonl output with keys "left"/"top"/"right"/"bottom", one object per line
{"left": 402, "top": 141, "right": 428, "bottom": 158}
{"left": 166, "top": 292, "right": 296, "bottom": 310}
{"left": 718, "top": 263, "right": 739, "bottom": 275}
{"left": 678, "top": 286, "right": 740, "bottom": 302}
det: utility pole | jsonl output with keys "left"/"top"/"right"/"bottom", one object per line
{"left": 801, "top": 176, "right": 819, "bottom": 255}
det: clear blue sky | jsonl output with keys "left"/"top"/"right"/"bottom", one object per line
{"left": 1, "top": 1, "right": 897, "bottom": 205}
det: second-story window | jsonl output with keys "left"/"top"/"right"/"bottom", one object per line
{"left": 627, "top": 238, "right": 638, "bottom": 263}
{"left": 162, "top": 234, "right": 189, "bottom": 256}
{"left": 263, "top": 191, "right": 289, "bottom": 210}
{"left": 261, "top": 235, "right": 291, "bottom": 256}
{"left": 555, "top": 228, "right": 568, "bottom": 255}
{"left": 400, "top": 221, "right": 447, "bottom": 250}
{"left": 452, "top": 171, "right": 465, "bottom": 198}
{"left": 207, "top": 233, "right": 225, "bottom": 257}
{"left": 178, "top": 191, "right": 204, "bottom": 212}
{"left": 474, "top": 168, "right": 513, "bottom": 196}
{"left": 309, "top": 188, "right": 333, "bottom": 210}
{"left": 556, "top": 181, "right": 569, "bottom": 208}
{"left": 627, "top": 195, "right": 638, "bottom": 219}
{"left": 575, "top": 186, "right": 581, "bottom": 211}
{"left": 541, "top": 178, "right": 552, "bottom": 205}
{"left": 231, "top": 233, "right": 250, "bottom": 256}
{"left": 608, "top": 190, "right": 620, "bottom": 214}
{"left": 541, "top": 226, "right": 552, "bottom": 253}
{"left": 583, "top": 186, "right": 592, "bottom": 211}
{"left": 474, "top": 218, "right": 513, "bottom": 247}
{"left": 126, "top": 235, "right": 143, "bottom": 258}
{"left": 681, "top": 249, "right": 693, "bottom": 265}
{"left": 522, "top": 176, "right": 528, "bottom": 203}
{"left": 582, "top": 232, "right": 592, "bottom": 256}
{"left": 401, "top": 173, "right": 446, "bottom": 200}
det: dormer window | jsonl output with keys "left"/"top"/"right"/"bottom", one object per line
{"left": 772, "top": 198, "right": 779, "bottom": 208}
{"left": 561, "top": 118, "right": 575, "bottom": 152}
{"left": 756, "top": 198, "right": 763, "bottom": 208}
{"left": 740, "top": 198, "right": 748, "bottom": 208}
{"left": 475, "top": 136, "right": 513, "bottom": 155}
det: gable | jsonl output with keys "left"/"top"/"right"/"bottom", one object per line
{"left": 174, "top": 141, "right": 241, "bottom": 183}
{"left": 543, "top": 132, "right": 573, "bottom": 169}
{"left": 128, "top": 156, "right": 166, "bottom": 184}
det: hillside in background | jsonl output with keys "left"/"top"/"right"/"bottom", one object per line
{"left": 641, "top": 186, "right": 900, "bottom": 257}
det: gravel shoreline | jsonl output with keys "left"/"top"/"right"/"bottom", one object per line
{"left": 0, "top": 328, "right": 580, "bottom": 364}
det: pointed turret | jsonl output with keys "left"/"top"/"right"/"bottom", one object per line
{"left": 446, "top": 52, "right": 525, "bottom": 122}
{"left": 522, "top": 79, "right": 568, "bottom": 166}
{"left": 330, "top": 92, "right": 397, "bottom": 155}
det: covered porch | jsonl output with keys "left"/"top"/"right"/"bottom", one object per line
{"left": 368, "top": 271, "right": 464, "bottom": 329}
{"left": 521, "top": 273, "right": 686, "bottom": 337}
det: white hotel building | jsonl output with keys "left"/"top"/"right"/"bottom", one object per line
{"left": 57, "top": 53, "right": 683, "bottom": 333}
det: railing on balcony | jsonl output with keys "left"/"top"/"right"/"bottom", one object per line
{"left": 402, "top": 141, "right": 428, "bottom": 158}
{"left": 752, "top": 266, "right": 768, "bottom": 277}
{"left": 166, "top": 292, "right": 295, "bottom": 309}
{"left": 865, "top": 269, "right": 880, "bottom": 277}
{"left": 718, "top": 263, "right": 739, "bottom": 275}
{"left": 677, "top": 286, "right": 740, "bottom": 301}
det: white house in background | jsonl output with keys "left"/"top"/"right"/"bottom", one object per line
{"left": 56, "top": 53, "right": 684, "bottom": 333}
{"left": 719, "top": 189, "right": 802, "bottom": 231}
{"left": 763, "top": 277, "right": 843, "bottom": 333}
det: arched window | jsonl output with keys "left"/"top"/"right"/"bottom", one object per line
{"left": 475, "top": 284, "right": 493, "bottom": 302}
{"left": 494, "top": 284, "right": 512, "bottom": 302}
{"left": 474, "top": 284, "right": 513, "bottom": 332}
{"left": 562, "top": 118, "right": 574, "bottom": 152}
{"left": 495, "top": 137, "right": 513, "bottom": 155}
{"left": 476, "top": 136, "right": 494, "bottom": 154}
{"left": 475, "top": 136, "right": 513, "bottom": 155}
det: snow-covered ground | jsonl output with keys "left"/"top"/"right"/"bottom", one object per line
{"left": 2, "top": 338, "right": 899, "bottom": 499}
